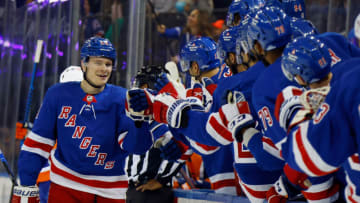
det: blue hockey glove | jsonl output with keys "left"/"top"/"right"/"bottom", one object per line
{"left": 125, "top": 88, "right": 154, "bottom": 121}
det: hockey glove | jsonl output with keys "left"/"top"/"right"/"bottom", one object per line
{"left": 201, "top": 77, "right": 217, "bottom": 95}
{"left": 268, "top": 164, "right": 311, "bottom": 201}
{"left": 154, "top": 73, "right": 186, "bottom": 98}
{"left": 275, "top": 86, "right": 312, "bottom": 132}
{"left": 300, "top": 86, "right": 330, "bottom": 113}
{"left": 186, "top": 82, "right": 203, "bottom": 101}
{"left": 125, "top": 88, "right": 154, "bottom": 121}
{"left": 266, "top": 186, "right": 287, "bottom": 203}
{"left": 153, "top": 93, "right": 203, "bottom": 128}
{"left": 12, "top": 185, "right": 40, "bottom": 203}
{"left": 218, "top": 91, "right": 255, "bottom": 142}
{"left": 154, "top": 132, "right": 188, "bottom": 162}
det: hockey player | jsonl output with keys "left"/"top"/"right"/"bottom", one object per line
{"left": 221, "top": 6, "right": 341, "bottom": 202}
{"left": 129, "top": 37, "right": 239, "bottom": 195}
{"left": 13, "top": 37, "right": 153, "bottom": 203}
{"left": 274, "top": 36, "right": 360, "bottom": 202}
{"left": 176, "top": 37, "right": 239, "bottom": 195}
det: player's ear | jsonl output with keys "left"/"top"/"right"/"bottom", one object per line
{"left": 254, "top": 41, "right": 264, "bottom": 56}
{"left": 229, "top": 53, "right": 236, "bottom": 64}
{"left": 80, "top": 60, "right": 87, "bottom": 72}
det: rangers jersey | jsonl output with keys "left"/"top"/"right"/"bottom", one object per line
{"left": 18, "top": 82, "right": 153, "bottom": 199}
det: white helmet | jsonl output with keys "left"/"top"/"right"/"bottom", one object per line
{"left": 59, "top": 66, "right": 83, "bottom": 83}
{"left": 355, "top": 13, "right": 360, "bottom": 39}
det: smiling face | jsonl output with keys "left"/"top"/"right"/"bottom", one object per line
{"left": 82, "top": 56, "right": 113, "bottom": 87}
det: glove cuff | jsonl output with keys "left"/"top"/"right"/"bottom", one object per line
{"left": 167, "top": 97, "right": 203, "bottom": 128}
{"left": 242, "top": 127, "right": 259, "bottom": 147}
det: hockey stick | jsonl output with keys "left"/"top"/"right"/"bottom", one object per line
{"left": 146, "top": 0, "right": 161, "bottom": 26}
{"left": 0, "top": 148, "right": 17, "bottom": 186}
{"left": 0, "top": 148, "right": 18, "bottom": 203}
{"left": 179, "top": 168, "right": 196, "bottom": 189}
{"left": 23, "top": 40, "right": 43, "bottom": 128}
{"left": 146, "top": 0, "right": 176, "bottom": 57}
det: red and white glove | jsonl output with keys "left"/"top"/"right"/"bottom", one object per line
{"left": 275, "top": 86, "right": 309, "bottom": 132}
{"left": 201, "top": 77, "right": 217, "bottom": 95}
{"left": 153, "top": 93, "right": 203, "bottom": 128}
{"left": 186, "top": 82, "right": 203, "bottom": 101}
{"left": 217, "top": 91, "right": 255, "bottom": 142}
{"left": 125, "top": 88, "right": 154, "bottom": 121}
{"left": 12, "top": 185, "right": 40, "bottom": 203}
{"left": 266, "top": 186, "right": 287, "bottom": 203}
{"left": 155, "top": 73, "right": 186, "bottom": 98}
{"left": 267, "top": 164, "right": 311, "bottom": 202}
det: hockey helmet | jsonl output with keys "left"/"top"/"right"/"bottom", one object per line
{"left": 80, "top": 37, "right": 117, "bottom": 67}
{"left": 281, "top": 35, "right": 331, "bottom": 84}
{"left": 226, "top": 0, "right": 265, "bottom": 26}
{"left": 290, "top": 17, "right": 318, "bottom": 39}
{"left": 180, "top": 37, "right": 220, "bottom": 72}
{"left": 59, "top": 66, "right": 84, "bottom": 83}
{"left": 247, "top": 6, "right": 292, "bottom": 51}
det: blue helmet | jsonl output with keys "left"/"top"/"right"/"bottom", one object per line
{"left": 290, "top": 17, "right": 318, "bottom": 38}
{"left": 217, "top": 26, "right": 240, "bottom": 63}
{"left": 281, "top": 35, "right": 331, "bottom": 84}
{"left": 80, "top": 37, "right": 117, "bottom": 65}
{"left": 282, "top": 0, "right": 305, "bottom": 19}
{"left": 226, "top": 0, "right": 265, "bottom": 26}
{"left": 180, "top": 37, "right": 220, "bottom": 72}
{"left": 266, "top": 0, "right": 305, "bottom": 19}
{"left": 247, "top": 6, "right": 292, "bottom": 51}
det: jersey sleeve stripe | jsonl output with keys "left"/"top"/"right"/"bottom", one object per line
{"left": 348, "top": 154, "right": 360, "bottom": 171}
{"left": 206, "top": 114, "right": 233, "bottom": 145}
{"left": 179, "top": 149, "right": 193, "bottom": 162}
{"left": 21, "top": 145, "right": 50, "bottom": 159}
{"left": 27, "top": 131, "right": 55, "bottom": 146}
{"left": 293, "top": 123, "right": 337, "bottom": 176}
{"left": 302, "top": 178, "right": 339, "bottom": 201}
{"left": 117, "top": 131, "right": 128, "bottom": 149}
{"left": 188, "top": 138, "right": 219, "bottom": 155}
{"left": 262, "top": 137, "right": 284, "bottom": 160}
{"left": 240, "top": 182, "right": 270, "bottom": 199}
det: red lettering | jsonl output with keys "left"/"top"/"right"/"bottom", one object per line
{"left": 87, "top": 145, "right": 100, "bottom": 157}
{"left": 95, "top": 153, "right": 107, "bottom": 165}
{"left": 328, "top": 48, "right": 341, "bottom": 66}
{"left": 79, "top": 137, "right": 92, "bottom": 149}
{"left": 58, "top": 106, "right": 72, "bottom": 119}
{"left": 258, "top": 106, "right": 273, "bottom": 131}
{"left": 105, "top": 161, "right": 115, "bottom": 169}
{"left": 72, "top": 126, "right": 86, "bottom": 139}
{"left": 65, "top": 115, "right": 77, "bottom": 127}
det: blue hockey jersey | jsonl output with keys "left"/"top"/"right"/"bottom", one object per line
{"left": 280, "top": 60, "right": 360, "bottom": 196}
{"left": 18, "top": 82, "right": 153, "bottom": 199}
